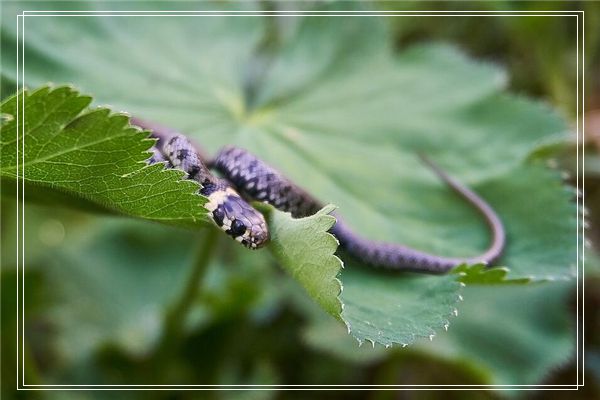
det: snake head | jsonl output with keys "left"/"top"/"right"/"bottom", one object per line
{"left": 204, "top": 185, "right": 269, "bottom": 249}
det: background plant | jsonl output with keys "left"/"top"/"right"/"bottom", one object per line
{"left": 1, "top": 0, "right": 598, "bottom": 397}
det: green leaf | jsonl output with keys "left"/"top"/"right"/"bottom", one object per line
{"left": 454, "top": 264, "right": 531, "bottom": 285}
{"left": 0, "top": 86, "right": 209, "bottom": 228}
{"left": 302, "top": 281, "right": 574, "bottom": 386}
{"left": 264, "top": 204, "right": 343, "bottom": 317}
{"left": 0, "top": 2, "right": 264, "bottom": 152}
{"left": 414, "top": 282, "right": 574, "bottom": 385}
{"left": 475, "top": 164, "right": 577, "bottom": 281}
{"left": 340, "top": 265, "right": 463, "bottom": 347}
{"left": 1, "top": 2, "right": 576, "bottom": 347}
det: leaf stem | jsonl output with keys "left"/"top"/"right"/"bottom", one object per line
{"left": 148, "top": 229, "right": 218, "bottom": 371}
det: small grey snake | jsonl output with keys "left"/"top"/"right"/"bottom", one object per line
{"left": 132, "top": 118, "right": 505, "bottom": 274}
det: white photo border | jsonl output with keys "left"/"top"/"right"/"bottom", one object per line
{"left": 12, "top": 7, "right": 586, "bottom": 391}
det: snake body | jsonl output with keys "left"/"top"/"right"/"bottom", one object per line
{"left": 213, "top": 147, "right": 505, "bottom": 274}
{"left": 137, "top": 119, "right": 269, "bottom": 249}
{"left": 134, "top": 119, "right": 505, "bottom": 274}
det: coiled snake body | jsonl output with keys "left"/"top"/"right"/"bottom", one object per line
{"left": 134, "top": 118, "right": 505, "bottom": 274}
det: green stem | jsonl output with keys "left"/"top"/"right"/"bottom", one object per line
{"left": 149, "top": 229, "right": 218, "bottom": 370}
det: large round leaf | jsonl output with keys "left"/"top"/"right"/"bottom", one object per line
{"left": 1, "top": 1, "right": 576, "bottom": 346}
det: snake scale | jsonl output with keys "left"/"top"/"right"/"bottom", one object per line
{"left": 132, "top": 118, "right": 505, "bottom": 274}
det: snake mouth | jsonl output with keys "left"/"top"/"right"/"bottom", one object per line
{"left": 232, "top": 208, "right": 269, "bottom": 249}
{"left": 225, "top": 220, "right": 269, "bottom": 249}
{"left": 244, "top": 223, "right": 270, "bottom": 249}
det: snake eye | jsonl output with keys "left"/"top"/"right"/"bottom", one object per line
{"left": 212, "top": 207, "right": 225, "bottom": 226}
{"left": 230, "top": 219, "right": 247, "bottom": 236}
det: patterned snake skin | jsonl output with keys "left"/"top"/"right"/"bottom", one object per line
{"left": 133, "top": 119, "right": 505, "bottom": 274}
{"left": 135, "top": 119, "right": 268, "bottom": 249}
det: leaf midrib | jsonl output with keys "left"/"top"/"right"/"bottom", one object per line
{"left": 1, "top": 131, "right": 136, "bottom": 172}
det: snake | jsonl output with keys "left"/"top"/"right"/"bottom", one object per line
{"left": 132, "top": 118, "right": 505, "bottom": 274}
{"left": 138, "top": 119, "right": 269, "bottom": 249}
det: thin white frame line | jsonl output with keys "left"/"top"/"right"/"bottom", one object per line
{"left": 22, "top": 10, "right": 585, "bottom": 14}
{"left": 23, "top": 384, "right": 582, "bottom": 388}
{"left": 15, "top": 10, "right": 583, "bottom": 390}
{"left": 577, "top": 7, "right": 586, "bottom": 386}
{"left": 576, "top": 12, "right": 580, "bottom": 386}
{"left": 20, "top": 383, "right": 583, "bottom": 387}
{"left": 21, "top": 13, "right": 26, "bottom": 389}
{"left": 18, "top": 14, "right": 583, "bottom": 17}
{"left": 20, "top": 386, "right": 579, "bottom": 392}
{"left": 15, "top": 13, "right": 20, "bottom": 394}
{"left": 18, "top": 388, "right": 584, "bottom": 390}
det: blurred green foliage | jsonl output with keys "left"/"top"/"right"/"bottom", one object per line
{"left": 1, "top": 0, "right": 598, "bottom": 397}
{"left": 381, "top": 0, "right": 600, "bottom": 117}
